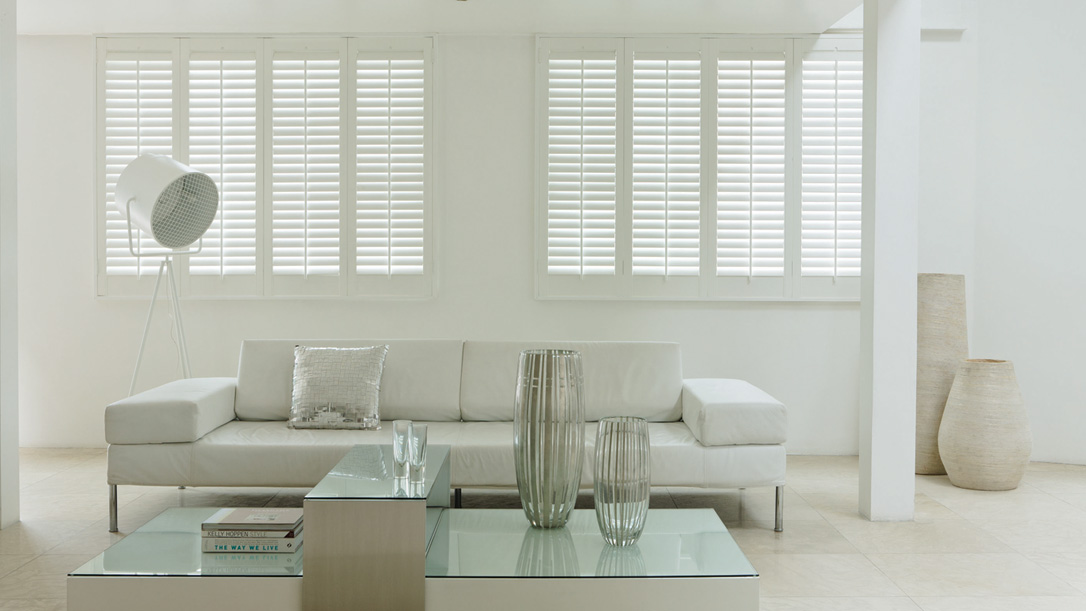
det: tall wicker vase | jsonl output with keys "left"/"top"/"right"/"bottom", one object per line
{"left": 514, "top": 349, "right": 585, "bottom": 528}
{"left": 938, "top": 359, "right": 1032, "bottom": 491}
{"left": 916, "top": 273, "right": 969, "bottom": 474}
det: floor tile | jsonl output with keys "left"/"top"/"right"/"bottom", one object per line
{"left": 0, "top": 598, "right": 67, "bottom": 610}
{"left": 0, "top": 521, "right": 88, "bottom": 556}
{"left": 747, "top": 553, "right": 906, "bottom": 597}
{"left": 728, "top": 520, "right": 859, "bottom": 554}
{"left": 1022, "top": 470, "right": 1086, "bottom": 495}
{"left": 0, "top": 554, "right": 97, "bottom": 599}
{"left": 868, "top": 553, "right": 1079, "bottom": 597}
{"left": 803, "top": 491, "right": 959, "bottom": 525}
{"left": 974, "top": 517, "right": 1086, "bottom": 554}
{"left": 1025, "top": 552, "right": 1086, "bottom": 595}
{"left": 832, "top": 519, "right": 1011, "bottom": 554}
{"left": 762, "top": 597, "right": 922, "bottom": 611}
{"left": 912, "top": 596, "right": 1086, "bottom": 611}
{"left": 933, "top": 490, "right": 1085, "bottom": 522}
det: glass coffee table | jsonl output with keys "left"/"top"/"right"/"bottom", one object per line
{"left": 424, "top": 508, "right": 758, "bottom": 611}
{"left": 70, "top": 444, "right": 759, "bottom": 611}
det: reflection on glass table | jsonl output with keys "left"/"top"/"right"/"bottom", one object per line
{"left": 425, "top": 509, "right": 757, "bottom": 579}
{"left": 69, "top": 508, "right": 303, "bottom": 578}
{"left": 306, "top": 444, "right": 450, "bottom": 501}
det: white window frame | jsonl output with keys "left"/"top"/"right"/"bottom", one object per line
{"left": 534, "top": 35, "right": 862, "bottom": 302}
{"left": 95, "top": 35, "right": 435, "bottom": 299}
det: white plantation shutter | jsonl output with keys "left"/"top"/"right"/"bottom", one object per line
{"left": 536, "top": 37, "right": 862, "bottom": 301}
{"left": 546, "top": 53, "right": 618, "bottom": 276}
{"left": 99, "top": 37, "right": 434, "bottom": 298}
{"left": 716, "top": 55, "right": 786, "bottom": 278}
{"left": 101, "top": 50, "right": 174, "bottom": 281}
{"left": 270, "top": 53, "right": 342, "bottom": 280}
{"left": 630, "top": 54, "right": 701, "bottom": 277}
{"left": 801, "top": 54, "right": 863, "bottom": 278}
{"left": 187, "top": 53, "right": 258, "bottom": 280}
{"left": 355, "top": 53, "right": 426, "bottom": 276}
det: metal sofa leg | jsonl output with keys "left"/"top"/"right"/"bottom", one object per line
{"left": 774, "top": 485, "right": 784, "bottom": 532}
{"left": 109, "top": 485, "right": 118, "bottom": 533}
{"left": 454, "top": 488, "right": 462, "bottom": 508}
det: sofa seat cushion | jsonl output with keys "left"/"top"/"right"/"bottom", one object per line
{"left": 191, "top": 420, "right": 464, "bottom": 487}
{"left": 453, "top": 421, "right": 706, "bottom": 488}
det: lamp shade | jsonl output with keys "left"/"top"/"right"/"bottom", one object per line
{"left": 115, "top": 154, "right": 219, "bottom": 250}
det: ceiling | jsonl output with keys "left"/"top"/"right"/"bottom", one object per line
{"left": 18, "top": 0, "right": 863, "bottom": 36}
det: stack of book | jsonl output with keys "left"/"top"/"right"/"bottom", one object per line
{"left": 200, "top": 508, "right": 303, "bottom": 554}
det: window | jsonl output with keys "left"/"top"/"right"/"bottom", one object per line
{"left": 96, "top": 37, "right": 434, "bottom": 298}
{"left": 536, "top": 37, "right": 862, "bottom": 301}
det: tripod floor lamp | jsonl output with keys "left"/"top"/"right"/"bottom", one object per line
{"left": 114, "top": 154, "right": 219, "bottom": 396}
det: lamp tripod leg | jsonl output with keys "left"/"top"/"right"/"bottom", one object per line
{"left": 165, "top": 258, "right": 191, "bottom": 378}
{"left": 129, "top": 260, "right": 167, "bottom": 396}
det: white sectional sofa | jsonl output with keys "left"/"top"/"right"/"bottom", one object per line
{"left": 105, "top": 340, "right": 788, "bottom": 531}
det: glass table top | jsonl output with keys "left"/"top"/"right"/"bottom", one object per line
{"left": 425, "top": 509, "right": 757, "bottom": 579}
{"left": 305, "top": 444, "right": 450, "bottom": 500}
{"left": 70, "top": 508, "right": 302, "bottom": 577}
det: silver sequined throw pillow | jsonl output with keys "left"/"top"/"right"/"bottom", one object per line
{"left": 289, "top": 345, "right": 389, "bottom": 430}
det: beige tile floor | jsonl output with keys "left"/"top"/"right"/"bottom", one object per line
{"left": 6, "top": 449, "right": 1086, "bottom": 610}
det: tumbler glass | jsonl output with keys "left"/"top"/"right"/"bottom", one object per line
{"left": 408, "top": 423, "right": 428, "bottom": 483}
{"left": 393, "top": 420, "right": 412, "bottom": 480}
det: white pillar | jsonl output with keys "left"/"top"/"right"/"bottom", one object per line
{"left": 0, "top": 0, "right": 18, "bottom": 528}
{"left": 859, "top": 0, "right": 920, "bottom": 521}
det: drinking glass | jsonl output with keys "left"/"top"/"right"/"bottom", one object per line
{"left": 392, "top": 420, "right": 412, "bottom": 480}
{"left": 408, "top": 423, "right": 428, "bottom": 483}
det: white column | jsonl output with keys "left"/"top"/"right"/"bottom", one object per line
{"left": 0, "top": 0, "right": 18, "bottom": 528}
{"left": 859, "top": 0, "right": 920, "bottom": 521}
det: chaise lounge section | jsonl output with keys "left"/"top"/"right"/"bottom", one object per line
{"left": 105, "top": 340, "right": 788, "bottom": 531}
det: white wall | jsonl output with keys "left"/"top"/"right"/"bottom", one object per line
{"left": 0, "top": 0, "right": 20, "bottom": 527}
{"left": 16, "top": 35, "right": 863, "bottom": 452}
{"left": 16, "top": 0, "right": 861, "bottom": 37}
{"left": 971, "top": 0, "right": 1086, "bottom": 464}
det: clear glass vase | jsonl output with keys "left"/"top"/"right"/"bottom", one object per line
{"left": 514, "top": 349, "right": 585, "bottom": 528}
{"left": 594, "top": 416, "right": 650, "bottom": 546}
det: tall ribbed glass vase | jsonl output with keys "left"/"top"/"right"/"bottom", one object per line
{"left": 594, "top": 416, "right": 650, "bottom": 546}
{"left": 514, "top": 349, "right": 585, "bottom": 528}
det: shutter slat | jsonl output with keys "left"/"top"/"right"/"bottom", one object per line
{"left": 546, "top": 55, "right": 617, "bottom": 276}
{"left": 271, "top": 55, "right": 341, "bottom": 277}
{"left": 187, "top": 55, "right": 259, "bottom": 277}
{"left": 632, "top": 55, "right": 701, "bottom": 277}
{"left": 103, "top": 54, "right": 174, "bottom": 277}
{"left": 355, "top": 55, "right": 427, "bottom": 276}
{"left": 715, "top": 56, "right": 786, "bottom": 277}
{"left": 801, "top": 56, "right": 864, "bottom": 278}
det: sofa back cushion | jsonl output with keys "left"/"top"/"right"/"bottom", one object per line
{"left": 236, "top": 339, "right": 464, "bottom": 422}
{"left": 459, "top": 341, "right": 683, "bottom": 422}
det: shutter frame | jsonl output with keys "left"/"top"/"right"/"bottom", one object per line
{"left": 265, "top": 39, "right": 346, "bottom": 296}
{"left": 796, "top": 38, "right": 862, "bottom": 300}
{"left": 705, "top": 38, "right": 791, "bottom": 299}
{"left": 349, "top": 37, "right": 434, "bottom": 298}
{"left": 97, "top": 38, "right": 179, "bottom": 297}
{"left": 536, "top": 37, "right": 626, "bottom": 299}
{"left": 184, "top": 38, "right": 263, "bottom": 296}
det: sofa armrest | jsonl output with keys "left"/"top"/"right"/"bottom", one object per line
{"left": 105, "top": 377, "right": 237, "bottom": 445}
{"left": 682, "top": 379, "right": 787, "bottom": 446}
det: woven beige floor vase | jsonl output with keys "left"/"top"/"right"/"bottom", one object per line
{"left": 916, "top": 273, "right": 968, "bottom": 474}
{"left": 938, "top": 359, "right": 1032, "bottom": 491}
